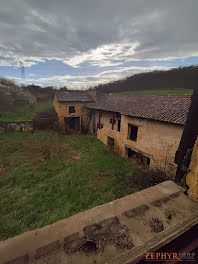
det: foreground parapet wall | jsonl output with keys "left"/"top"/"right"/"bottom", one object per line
{"left": 187, "top": 138, "right": 198, "bottom": 202}
{"left": 0, "top": 181, "right": 198, "bottom": 264}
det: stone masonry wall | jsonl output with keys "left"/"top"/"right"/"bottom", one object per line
{"left": 53, "top": 95, "right": 92, "bottom": 133}
{"left": 0, "top": 121, "right": 33, "bottom": 132}
{"left": 186, "top": 138, "right": 198, "bottom": 202}
{"left": 95, "top": 110, "right": 184, "bottom": 178}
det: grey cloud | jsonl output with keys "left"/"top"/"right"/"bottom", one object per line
{"left": 0, "top": 0, "right": 198, "bottom": 68}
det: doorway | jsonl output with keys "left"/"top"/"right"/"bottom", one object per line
{"left": 107, "top": 136, "right": 114, "bottom": 150}
{"left": 126, "top": 147, "right": 150, "bottom": 166}
{"left": 64, "top": 117, "right": 80, "bottom": 133}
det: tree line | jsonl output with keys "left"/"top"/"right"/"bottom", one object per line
{"left": 93, "top": 65, "right": 198, "bottom": 93}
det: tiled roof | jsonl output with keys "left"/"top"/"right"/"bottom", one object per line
{"left": 87, "top": 95, "right": 191, "bottom": 125}
{"left": 56, "top": 91, "right": 94, "bottom": 102}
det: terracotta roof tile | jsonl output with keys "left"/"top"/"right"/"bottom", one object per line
{"left": 87, "top": 95, "right": 191, "bottom": 125}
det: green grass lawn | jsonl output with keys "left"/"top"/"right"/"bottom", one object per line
{"left": 112, "top": 89, "right": 193, "bottom": 96}
{"left": 0, "top": 101, "right": 53, "bottom": 121}
{"left": 0, "top": 131, "right": 147, "bottom": 241}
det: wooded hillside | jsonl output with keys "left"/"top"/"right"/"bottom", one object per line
{"left": 94, "top": 66, "right": 198, "bottom": 93}
{"left": 25, "top": 85, "right": 54, "bottom": 102}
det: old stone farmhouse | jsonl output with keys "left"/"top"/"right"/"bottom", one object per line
{"left": 53, "top": 91, "right": 191, "bottom": 177}
{"left": 53, "top": 91, "right": 95, "bottom": 133}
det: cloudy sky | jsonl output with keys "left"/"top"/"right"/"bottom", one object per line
{"left": 0, "top": 0, "right": 198, "bottom": 89}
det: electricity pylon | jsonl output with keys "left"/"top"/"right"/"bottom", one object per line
{"left": 19, "top": 61, "right": 26, "bottom": 86}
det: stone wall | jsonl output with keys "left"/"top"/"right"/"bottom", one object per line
{"left": 0, "top": 120, "right": 33, "bottom": 132}
{"left": 186, "top": 138, "right": 198, "bottom": 202}
{"left": 95, "top": 110, "right": 184, "bottom": 178}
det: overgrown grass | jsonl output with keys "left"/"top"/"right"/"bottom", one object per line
{"left": 112, "top": 89, "right": 193, "bottom": 96}
{"left": 0, "top": 131, "right": 146, "bottom": 241}
{"left": 0, "top": 102, "right": 53, "bottom": 121}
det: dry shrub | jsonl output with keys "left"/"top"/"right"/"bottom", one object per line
{"left": 32, "top": 108, "right": 58, "bottom": 131}
{"left": 132, "top": 167, "right": 166, "bottom": 190}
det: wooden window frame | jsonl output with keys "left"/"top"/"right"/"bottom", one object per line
{"left": 128, "top": 124, "right": 138, "bottom": 141}
{"left": 69, "top": 106, "right": 76, "bottom": 114}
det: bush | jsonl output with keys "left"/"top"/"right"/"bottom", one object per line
{"left": 32, "top": 108, "right": 58, "bottom": 131}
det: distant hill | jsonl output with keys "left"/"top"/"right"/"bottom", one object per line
{"left": 94, "top": 66, "right": 198, "bottom": 93}
{"left": 25, "top": 85, "right": 54, "bottom": 102}
{"left": 0, "top": 78, "right": 36, "bottom": 111}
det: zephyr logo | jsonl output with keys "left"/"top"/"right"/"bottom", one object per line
{"left": 145, "top": 252, "right": 196, "bottom": 262}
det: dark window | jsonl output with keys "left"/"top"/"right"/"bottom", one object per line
{"left": 128, "top": 124, "right": 138, "bottom": 141}
{"left": 126, "top": 147, "right": 150, "bottom": 166}
{"left": 107, "top": 136, "right": 114, "bottom": 150}
{"left": 69, "top": 106, "right": 75, "bottom": 114}
{"left": 110, "top": 118, "right": 116, "bottom": 124}
{"left": 116, "top": 113, "right": 121, "bottom": 119}
{"left": 126, "top": 148, "right": 136, "bottom": 158}
{"left": 97, "top": 123, "right": 103, "bottom": 129}
{"left": 118, "top": 120, "right": 121, "bottom": 132}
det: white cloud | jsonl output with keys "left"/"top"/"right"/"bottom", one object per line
{"left": 7, "top": 65, "right": 170, "bottom": 89}
{"left": 65, "top": 42, "right": 139, "bottom": 68}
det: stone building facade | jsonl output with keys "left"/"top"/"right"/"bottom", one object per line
{"left": 88, "top": 95, "right": 191, "bottom": 177}
{"left": 53, "top": 91, "right": 94, "bottom": 133}
{"left": 92, "top": 110, "right": 183, "bottom": 176}
{"left": 54, "top": 91, "right": 191, "bottom": 177}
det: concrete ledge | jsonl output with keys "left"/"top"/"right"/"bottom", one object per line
{"left": 35, "top": 240, "right": 61, "bottom": 259}
{"left": 0, "top": 181, "right": 198, "bottom": 264}
{"left": 124, "top": 204, "right": 149, "bottom": 217}
{"left": 110, "top": 212, "right": 198, "bottom": 264}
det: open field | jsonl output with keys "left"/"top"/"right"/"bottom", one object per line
{"left": 112, "top": 89, "right": 193, "bottom": 96}
{"left": 0, "top": 102, "right": 52, "bottom": 121}
{"left": 0, "top": 131, "right": 150, "bottom": 241}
